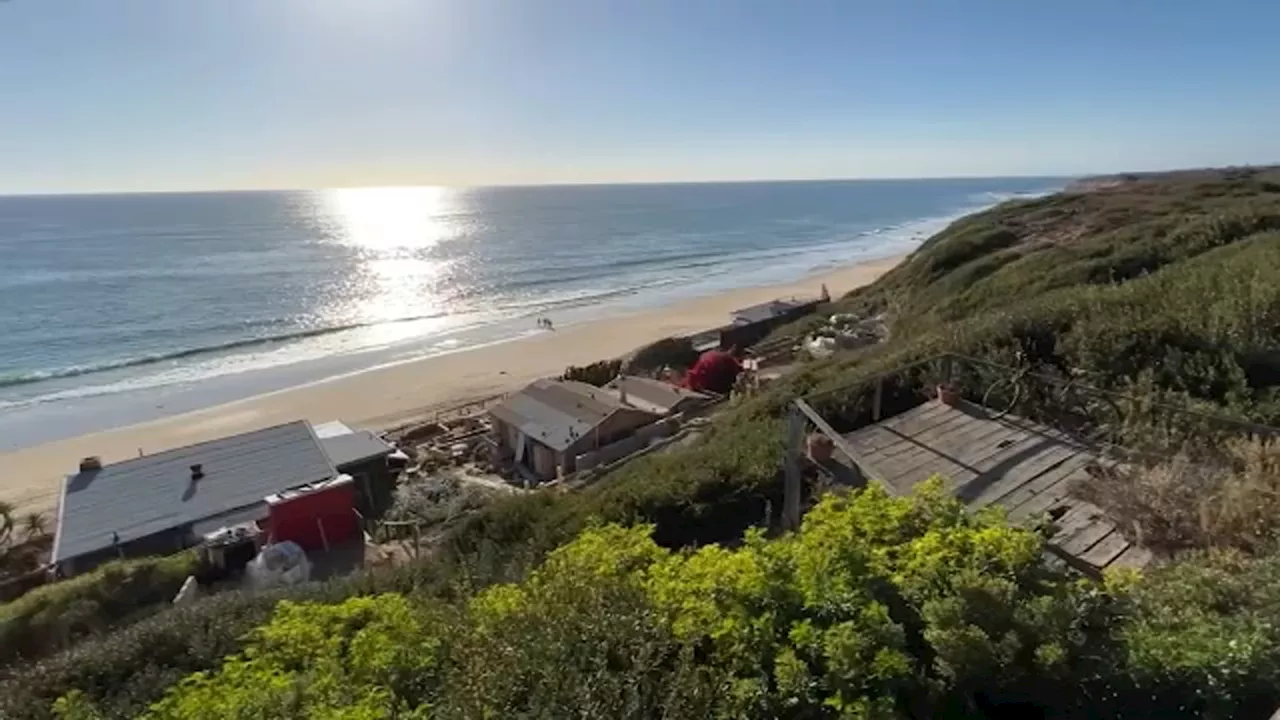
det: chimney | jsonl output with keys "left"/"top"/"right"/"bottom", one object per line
{"left": 618, "top": 377, "right": 628, "bottom": 406}
{"left": 190, "top": 463, "right": 204, "bottom": 481}
{"left": 79, "top": 456, "right": 102, "bottom": 473}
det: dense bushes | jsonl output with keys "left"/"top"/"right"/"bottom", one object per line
{"left": 626, "top": 336, "right": 701, "bottom": 373}
{"left": 0, "top": 552, "right": 199, "bottom": 668}
{"left": 444, "top": 415, "right": 786, "bottom": 562}
{"left": 40, "top": 483, "right": 1103, "bottom": 719}
{"left": 10, "top": 590, "right": 283, "bottom": 720}
{"left": 1107, "top": 550, "right": 1280, "bottom": 718}
{"left": 558, "top": 337, "right": 700, "bottom": 387}
{"left": 45, "top": 482, "right": 1280, "bottom": 719}
{"left": 1077, "top": 438, "right": 1280, "bottom": 556}
{"left": 560, "top": 358, "right": 623, "bottom": 386}
{"left": 0, "top": 557, "right": 466, "bottom": 719}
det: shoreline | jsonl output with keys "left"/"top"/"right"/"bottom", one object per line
{"left": 0, "top": 253, "right": 906, "bottom": 516}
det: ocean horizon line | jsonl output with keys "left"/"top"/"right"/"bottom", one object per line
{"left": 0, "top": 173, "right": 1076, "bottom": 200}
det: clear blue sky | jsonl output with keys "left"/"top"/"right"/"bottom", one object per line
{"left": 1, "top": 0, "right": 1277, "bottom": 193}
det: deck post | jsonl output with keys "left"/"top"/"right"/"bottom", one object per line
{"left": 871, "top": 377, "right": 884, "bottom": 422}
{"left": 783, "top": 403, "right": 805, "bottom": 531}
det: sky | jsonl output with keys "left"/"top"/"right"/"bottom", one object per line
{"left": 0, "top": 0, "right": 1277, "bottom": 194}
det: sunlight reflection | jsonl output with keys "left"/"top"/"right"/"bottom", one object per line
{"left": 326, "top": 186, "right": 457, "bottom": 250}
{"left": 321, "top": 186, "right": 463, "bottom": 333}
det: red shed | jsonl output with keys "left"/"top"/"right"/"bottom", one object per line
{"left": 264, "top": 475, "right": 358, "bottom": 552}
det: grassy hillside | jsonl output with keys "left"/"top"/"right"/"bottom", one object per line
{"left": 784, "top": 166, "right": 1280, "bottom": 405}
{"left": 7, "top": 166, "right": 1280, "bottom": 719}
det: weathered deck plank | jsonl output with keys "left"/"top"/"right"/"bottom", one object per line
{"left": 841, "top": 400, "right": 1149, "bottom": 575}
{"left": 1108, "top": 544, "right": 1154, "bottom": 571}
{"left": 982, "top": 453, "right": 1094, "bottom": 511}
{"left": 956, "top": 443, "right": 1077, "bottom": 507}
{"left": 875, "top": 421, "right": 1017, "bottom": 491}
{"left": 1054, "top": 506, "right": 1117, "bottom": 556}
{"left": 942, "top": 432, "right": 1062, "bottom": 494}
{"left": 857, "top": 411, "right": 978, "bottom": 459}
{"left": 1080, "top": 530, "right": 1132, "bottom": 568}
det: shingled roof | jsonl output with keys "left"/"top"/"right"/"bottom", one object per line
{"left": 603, "top": 375, "right": 709, "bottom": 415}
{"left": 730, "top": 298, "right": 805, "bottom": 325}
{"left": 488, "top": 379, "right": 659, "bottom": 452}
{"left": 52, "top": 421, "right": 337, "bottom": 564}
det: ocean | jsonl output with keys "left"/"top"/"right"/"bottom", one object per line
{"left": 0, "top": 178, "right": 1064, "bottom": 450}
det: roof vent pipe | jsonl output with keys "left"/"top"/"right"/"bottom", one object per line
{"left": 190, "top": 463, "right": 204, "bottom": 481}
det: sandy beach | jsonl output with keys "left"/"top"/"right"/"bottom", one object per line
{"left": 0, "top": 254, "right": 904, "bottom": 517}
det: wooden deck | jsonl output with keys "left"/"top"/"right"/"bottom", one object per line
{"left": 835, "top": 400, "right": 1152, "bottom": 575}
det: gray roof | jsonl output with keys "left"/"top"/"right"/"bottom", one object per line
{"left": 313, "top": 420, "right": 356, "bottom": 439}
{"left": 488, "top": 379, "right": 657, "bottom": 452}
{"left": 604, "top": 375, "right": 709, "bottom": 415}
{"left": 52, "top": 421, "right": 337, "bottom": 564}
{"left": 731, "top": 299, "right": 803, "bottom": 325}
{"left": 320, "top": 430, "right": 394, "bottom": 470}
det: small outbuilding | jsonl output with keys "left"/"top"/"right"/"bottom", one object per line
{"left": 488, "top": 379, "right": 661, "bottom": 482}
{"left": 719, "top": 297, "right": 822, "bottom": 349}
{"left": 603, "top": 374, "right": 710, "bottom": 416}
{"left": 314, "top": 420, "right": 399, "bottom": 516}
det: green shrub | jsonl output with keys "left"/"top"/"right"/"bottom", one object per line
{"left": 59, "top": 485, "right": 1272, "bottom": 720}
{"left": 51, "top": 481, "right": 1113, "bottom": 719}
{"left": 0, "top": 504, "right": 52, "bottom": 590}
{"left": 0, "top": 552, "right": 199, "bottom": 669}
{"left": 1, "top": 558, "right": 474, "bottom": 720}
{"left": 1106, "top": 551, "right": 1280, "bottom": 718}
{"left": 626, "top": 336, "right": 700, "bottom": 373}
{"left": 140, "top": 594, "right": 442, "bottom": 720}
{"left": 560, "top": 358, "right": 623, "bottom": 386}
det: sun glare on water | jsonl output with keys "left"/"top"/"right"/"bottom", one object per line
{"left": 327, "top": 185, "right": 458, "bottom": 251}
{"left": 318, "top": 186, "right": 466, "bottom": 338}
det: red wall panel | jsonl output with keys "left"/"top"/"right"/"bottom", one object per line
{"left": 266, "top": 476, "right": 358, "bottom": 551}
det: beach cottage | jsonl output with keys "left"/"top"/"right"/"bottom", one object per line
{"left": 487, "top": 379, "right": 661, "bottom": 482}
{"left": 719, "top": 297, "right": 823, "bottom": 349}
{"left": 51, "top": 420, "right": 397, "bottom": 576}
